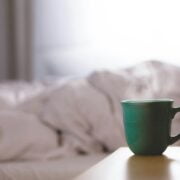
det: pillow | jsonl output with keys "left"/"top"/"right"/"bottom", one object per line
{"left": 0, "top": 110, "right": 59, "bottom": 161}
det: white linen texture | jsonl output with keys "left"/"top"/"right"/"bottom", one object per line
{"left": 0, "top": 60, "right": 179, "bottom": 161}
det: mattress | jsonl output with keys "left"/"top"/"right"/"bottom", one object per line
{"left": 0, "top": 154, "right": 106, "bottom": 180}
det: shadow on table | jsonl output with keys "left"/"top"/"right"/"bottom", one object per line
{"left": 126, "top": 155, "right": 173, "bottom": 180}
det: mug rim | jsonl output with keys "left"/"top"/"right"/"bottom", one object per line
{"left": 121, "top": 98, "right": 174, "bottom": 104}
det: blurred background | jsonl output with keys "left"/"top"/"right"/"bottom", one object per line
{"left": 1, "top": 0, "right": 180, "bottom": 81}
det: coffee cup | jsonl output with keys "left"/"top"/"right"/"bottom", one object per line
{"left": 121, "top": 99, "right": 180, "bottom": 155}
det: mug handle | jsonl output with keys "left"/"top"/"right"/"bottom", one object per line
{"left": 169, "top": 107, "right": 180, "bottom": 145}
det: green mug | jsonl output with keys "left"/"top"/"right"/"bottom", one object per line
{"left": 121, "top": 99, "right": 180, "bottom": 155}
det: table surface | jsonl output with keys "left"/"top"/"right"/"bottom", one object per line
{"left": 74, "top": 147, "right": 180, "bottom": 180}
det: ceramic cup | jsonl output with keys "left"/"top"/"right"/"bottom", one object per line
{"left": 121, "top": 99, "right": 180, "bottom": 155}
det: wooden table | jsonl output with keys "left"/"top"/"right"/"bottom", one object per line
{"left": 74, "top": 147, "right": 180, "bottom": 180}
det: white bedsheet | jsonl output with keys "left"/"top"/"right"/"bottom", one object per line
{"left": 0, "top": 154, "right": 106, "bottom": 180}
{"left": 0, "top": 60, "right": 179, "bottom": 179}
{"left": 0, "top": 61, "right": 179, "bottom": 162}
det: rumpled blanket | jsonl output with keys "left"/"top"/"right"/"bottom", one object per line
{"left": 0, "top": 60, "right": 179, "bottom": 161}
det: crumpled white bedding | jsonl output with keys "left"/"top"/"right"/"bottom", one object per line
{"left": 0, "top": 154, "right": 106, "bottom": 180}
{"left": 0, "top": 61, "right": 179, "bottom": 162}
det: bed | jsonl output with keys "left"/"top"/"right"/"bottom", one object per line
{"left": 0, "top": 60, "right": 179, "bottom": 180}
{"left": 0, "top": 154, "right": 106, "bottom": 180}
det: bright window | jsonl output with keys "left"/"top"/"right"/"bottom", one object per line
{"left": 34, "top": 0, "right": 180, "bottom": 78}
